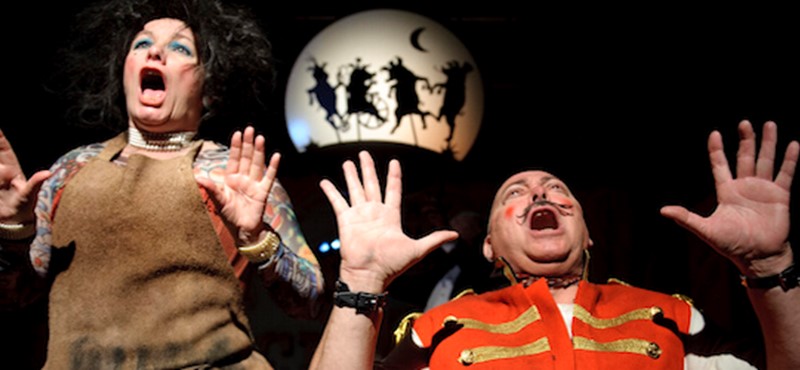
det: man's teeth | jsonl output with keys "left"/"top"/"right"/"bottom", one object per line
{"left": 530, "top": 210, "right": 558, "bottom": 230}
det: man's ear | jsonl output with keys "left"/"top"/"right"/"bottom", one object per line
{"left": 482, "top": 235, "right": 494, "bottom": 261}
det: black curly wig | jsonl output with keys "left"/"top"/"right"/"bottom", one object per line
{"left": 53, "top": 0, "right": 275, "bottom": 133}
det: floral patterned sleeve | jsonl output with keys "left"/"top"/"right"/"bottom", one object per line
{"left": 31, "top": 143, "right": 105, "bottom": 277}
{"left": 194, "top": 144, "right": 324, "bottom": 317}
{"left": 0, "top": 144, "right": 102, "bottom": 310}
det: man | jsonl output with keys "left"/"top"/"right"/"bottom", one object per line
{"left": 310, "top": 120, "right": 798, "bottom": 369}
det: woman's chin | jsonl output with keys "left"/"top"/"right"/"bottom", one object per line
{"left": 130, "top": 116, "right": 172, "bottom": 131}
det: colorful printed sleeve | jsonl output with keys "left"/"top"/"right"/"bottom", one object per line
{"left": 0, "top": 144, "right": 102, "bottom": 310}
{"left": 194, "top": 145, "right": 324, "bottom": 317}
{"left": 31, "top": 143, "right": 104, "bottom": 277}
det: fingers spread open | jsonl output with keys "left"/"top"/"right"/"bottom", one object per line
{"left": 320, "top": 179, "right": 349, "bottom": 215}
{"left": 659, "top": 205, "right": 689, "bottom": 224}
{"left": 260, "top": 152, "right": 280, "bottom": 191}
{"left": 736, "top": 120, "right": 756, "bottom": 178}
{"left": 708, "top": 130, "right": 733, "bottom": 185}
{"left": 0, "top": 166, "right": 18, "bottom": 185}
{"left": 775, "top": 140, "right": 799, "bottom": 191}
{"left": 359, "top": 151, "right": 382, "bottom": 202}
{"left": 23, "top": 170, "right": 52, "bottom": 199}
{"left": 0, "top": 129, "right": 11, "bottom": 151}
{"left": 755, "top": 121, "right": 777, "bottom": 180}
{"left": 415, "top": 230, "right": 459, "bottom": 259}
{"left": 227, "top": 130, "right": 242, "bottom": 175}
{"left": 0, "top": 131, "right": 10, "bottom": 153}
{"left": 343, "top": 160, "right": 365, "bottom": 205}
{"left": 196, "top": 176, "right": 224, "bottom": 204}
{"left": 250, "top": 134, "right": 267, "bottom": 180}
{"left": 239, "top": 126, "right": 255, "bottom": 176}
{"left": 0, "top": 129, "right": 22, "bottom": 170}
{"left": 384, "top": 159, "right": 402, "bottom": 209}
{"left": 659, "top": 205, "right": 707, "bottom": 241}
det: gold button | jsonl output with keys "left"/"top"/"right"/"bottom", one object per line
{"left": 443, "top": 315, "right": 458, "bottom": 326}
{"left": 646, "top": 342, "right": 661, "bottom": 359}
{"left": 459, "top": 350, "right": 475, "bottom": 365}
{"left": 649, "top": 306, "right": 663, "bottom": 318}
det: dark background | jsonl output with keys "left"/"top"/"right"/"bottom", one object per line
{"left": 4, "top": 2, "right": 799, "bottom": 369}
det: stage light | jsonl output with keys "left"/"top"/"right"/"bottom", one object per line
{"left": 318, "top": 242, "right": 331, "bottom": 253}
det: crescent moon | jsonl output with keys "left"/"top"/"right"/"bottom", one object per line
{"left": 410, "top": 27, "right": 427, "bottom": 52}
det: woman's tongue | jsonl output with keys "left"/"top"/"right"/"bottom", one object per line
{"left": 141, "top": 88, "right": 165, "bottom": 105}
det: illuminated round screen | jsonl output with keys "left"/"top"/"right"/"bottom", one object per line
{"left": 285, "top": 9, "right": 484, "bottom": 160}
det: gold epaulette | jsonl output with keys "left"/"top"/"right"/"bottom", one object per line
{"left": 607, "top": 278, "right": 695, "bottom": 307}
{"left": 392, "top": 289, "right": 477, "bottom": 345}
{"left": 671, "top": 293, "right": 695, "bottom": 307}
{"left": 606, "top": 277, "right": 632, "bottom": 286}
{"left": 451, "top": 288, "right": 476, "bottom": 301}
{"left": 394, "top": 312, "right": 423, "bottom": 345}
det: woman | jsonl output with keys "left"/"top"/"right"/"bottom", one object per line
{"left": 0, "top": 0, "right": 322, "bottom": 368}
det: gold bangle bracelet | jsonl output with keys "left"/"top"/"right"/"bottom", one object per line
{"left": 237, "top": 231, "right": 281, "bottom": 264}
{"left": 0, "top": 222, "right": 36, "bottom": 241}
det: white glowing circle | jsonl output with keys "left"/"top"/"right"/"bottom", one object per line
{"left": 285, "top": 9, "right": 484, "bottom": 160}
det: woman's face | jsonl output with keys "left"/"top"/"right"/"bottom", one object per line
{"left": 123, "top": 18, "right": 204, "bottom": 132}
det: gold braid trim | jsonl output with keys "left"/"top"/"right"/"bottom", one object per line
{"left": 393, "top": 290, "right": 477, "bottom": 345}
{"left": 393, "top": 312, "right": 423, "bottom": 345}
{"left": 458, "top": 337, "right": 550, "bottom": 365}
{"left": 442, "top": 305, "right": 541, "bottom": 334}
{"left": 574, "top": 304, "right": 662, "bottom": 329}
{"left": 573, "top": 336, "right": 662, "bottom": 359}
{"left": 671, "top": 293, "right": 695, "bottom": 307}
{"left": 606, "top": 277, "right": 632, "bottom": 286}
{"left": 452, "top": 288, "right": 475, "bottom": 301}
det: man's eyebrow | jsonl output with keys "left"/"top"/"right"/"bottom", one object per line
{"left": 539, "top": 176, "right": 556, "bottom": 185}
{"left": 499, "top": 179, "right": 527, "bottom": 194}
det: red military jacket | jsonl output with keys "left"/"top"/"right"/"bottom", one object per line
{"left": 411, "top": 279, "right": 692, "bottom": 369}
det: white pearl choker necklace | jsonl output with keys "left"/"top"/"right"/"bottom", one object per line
{"left": 128, "top": 126, "right": 197, "bottom": 152}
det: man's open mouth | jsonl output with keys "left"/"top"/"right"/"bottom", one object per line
{"left": 530, "top": 209, "right": 559, "bottom": 230}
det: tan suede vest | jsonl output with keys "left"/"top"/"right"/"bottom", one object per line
{"left": 46, "top": 134, "right": 271, "bottom": 369}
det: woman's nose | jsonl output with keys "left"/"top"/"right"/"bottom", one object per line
{"left": 147, "top": 44, "right": 164, "bottom": 63}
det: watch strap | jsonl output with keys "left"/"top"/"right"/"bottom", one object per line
{"left": 333, "top": 279, "right": 387, "bottom": 315}
{"left": 741, "top": 263, "right": 799, "bottom": 291}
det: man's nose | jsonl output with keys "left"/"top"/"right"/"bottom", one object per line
{"left": 532, "top": 187, "right": 548, "bottom": 202}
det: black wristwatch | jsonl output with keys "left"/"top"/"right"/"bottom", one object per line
{"left": 333, "top": 279, "right": 387, "bottom": 315}
{"left": 741, "top": 263, "right": 799, "bottom": 291}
